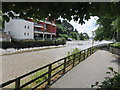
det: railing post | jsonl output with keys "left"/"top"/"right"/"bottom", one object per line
{"left": 48, "top": 64, "right": 52, "bottom": 86}
{"left": 87, "top": 49, "right": 89, "bottom": 57}
{"left": 79, "top": 51, "right": 81, "bottom": 63}
{"left": 15, "top": 78, "right": 20, "bottom": 90}
{"left": 88, "top": 48, "right": 90, "bottom": 56}
{"left": 63, "top": 58, "right": 66, "bottom": 74}
{"left": 90, "top": 47, "right": 92, "bottom": 55}
{"left": 73, "top": 54, "right": 75, "bottom": 67}
{"left": 89, "top": 48, "right": 90, "bottom": 56}
{"left": 92, "top": 47, "right": 94, "bottom": 53}
{"left": 84, "top": 50, "right": 86, "bottom": 60}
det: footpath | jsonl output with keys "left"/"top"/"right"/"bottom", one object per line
{"left": 50, "top": 49, "right": 119, "bottom": 88}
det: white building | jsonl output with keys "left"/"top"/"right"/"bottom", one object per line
{"left": 5, "top": 19, "right": 34, "bottom": 41}
{"left": 4, "top": 17, "right": 57, "bottom": 41}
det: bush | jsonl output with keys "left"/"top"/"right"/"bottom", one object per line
{"left": 1, "top": 39, "right": 66, "bottom": 49}
{"left": 92, "top": 67, "right": 120, "bottom": 90}
{"left": 0, "top": 41, "right": 15, "bottom": 49}
{"left": 68, "top": 48, "right": 80, "bottom": 56}
{"left": 109, "top": 42, "right": 120, "bottom": 49}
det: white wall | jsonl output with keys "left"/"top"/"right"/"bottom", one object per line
{"left": 5, "top": 19, "right": 34, "bottom": 40}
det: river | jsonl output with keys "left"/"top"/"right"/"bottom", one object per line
{"left": 0, "top": 40, "right": 113, "bottom": 83}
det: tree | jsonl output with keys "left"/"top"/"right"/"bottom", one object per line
{"left": 2, "top": 2, "right": 120, "bottom": 24}
{"left": 79, "top": 33, "right": 84, "bottom": 40}
{"left": 94, "top": 17, "right": 115, "bottom": 41}
{"left": 111, "top": 17, "right": 120, "bottom": 41}
{"left": 70, "top": 32, "right": 78, "bottom": 40}
{"left": 2, "top": 2, "right": 120, "bottom": 41}
{"left": 83, "top": 33, "right": 89, "bottom": 40}
{"left": 0, "top": 10, "right": 2, "bottom": 29}
{"left": 56, "top": 20, "right": 80, "bottom": 40}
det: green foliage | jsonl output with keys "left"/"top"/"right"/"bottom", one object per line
{"left": 94, "top": 17, "right": 120, "bottom": 41}
{"left": 79, "top": 33, "right": 84, "bottom": 40}
{"left": 70, "top": 32, "right": 78, "bottom": 40}
{"left": 56, "top": 20, "right": 79, "bottom": 40}
{"left": 79, "top": 32, "right": 89, "bottom": 40}
{"left": 109, "top": 42, "right": 120, "bottom": 49}
{"left": 56, "top": 20, "right": 89, "bottom": 40}
{"left": 67, "top": 48, "right": 80, "bottom": 65}
{"left": 68, "top": 48, "right": 80, "bottom": 56}
{"left": 31, "top": 64, "right": 63, "bottom": 85}
{"left": 0, "top": 10, "right": 2, "bottom": 29}
{"left": 61, "top": 34, "right": 70, "bottom": 40}
{"left": 31, "top": 69, "right": 48, "bottom": 85}
{"left": 94, "top": 18, "right": 115, "bottom": 41}
{"left": 71, "top": 48, "right": 80, "bottom": 55}
{"left": 92, "top": 67, "right": 120, "bottom": 89}
{"left": 2, "top": 2, "right": 120, "bottom": 24}
{"left": 83, "top": 33, "right": 90, "bottom": 40}
{"left": 1, "top": 39, "right": 66, "bottom": 49}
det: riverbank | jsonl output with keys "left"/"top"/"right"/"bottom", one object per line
{"left": 1, "top": 40, "right": 113, "bottom": 84}
{"left": 0, "top": 45, "right": 65, "bottom": 56}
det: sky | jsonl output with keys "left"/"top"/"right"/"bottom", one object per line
{"left": 69, "top": 16, "right": 99, "bottom": 37}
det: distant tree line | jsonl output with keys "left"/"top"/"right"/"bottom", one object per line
{"left": 56, "top": 20, "right": 89, "bottom": 40}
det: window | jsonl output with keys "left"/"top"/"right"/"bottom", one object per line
{"left": 24, "top": 33, "right": 26, "bottom": 35}
{"left": 8, "top": 31, "right": 10, "bottom": 35}
{"left": 27, "top": 33, "right": 29, "bottom": 35}
{"left": 28, "top": 26, "right": 29, "bottom": 29}
{"left": 25, "top": 26, "right": 26, "bottom": 29}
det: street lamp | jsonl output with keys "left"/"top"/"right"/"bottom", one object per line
{"left": 91, "top": 31, "right": 94, "bottom": 47}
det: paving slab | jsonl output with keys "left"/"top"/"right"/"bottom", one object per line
{"left": 50, "top": 50, "right": 119, "bottom": 88}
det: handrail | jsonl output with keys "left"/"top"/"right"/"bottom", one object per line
{"left": 0, "top": 45, "right": 104, "bottom": 89}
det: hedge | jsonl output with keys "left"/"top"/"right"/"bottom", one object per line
{"left": 0, "top": 39, "right": 66, "bottom": 49}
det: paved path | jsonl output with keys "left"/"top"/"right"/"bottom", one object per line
{"left": 50, "top": 49, "right": 119, "bottom": 88}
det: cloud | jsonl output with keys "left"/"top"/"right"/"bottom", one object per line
{"left": 69, "top": 16, "right": 99, "bottom": 37}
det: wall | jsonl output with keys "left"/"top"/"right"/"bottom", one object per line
{"left": 5, "top": 19, "right": 34, "bottom": 40}
{"left": 109, "top": 47, "right": 120, "bottom": 56}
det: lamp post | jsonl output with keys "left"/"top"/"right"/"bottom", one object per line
{"left": 92, "top": 31, "right": 94, "bottom": 47}
{"left": 43, "top": 20, "right": 46, "bottom": 40}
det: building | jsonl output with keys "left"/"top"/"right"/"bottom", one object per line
{"left": 4, "top": 18, "right": 56, "bottom": 41}
{"left": 5, "top": 19, "right": 34, "bottom": 41}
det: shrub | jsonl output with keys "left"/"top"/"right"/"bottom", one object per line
{"left": 31, "top": 69, "right": 48, "bottom": 85}
{"left": 109, "top": 42, "right": 120, "bottom": 49}
{"left": 92, "top": 67, "right": 120, "bottom": 90}
{"left": 67, "top": 48, "right": 80, "bottom": 64}
{"left": 1, "top": 39, "right": 66, "bottom": 49}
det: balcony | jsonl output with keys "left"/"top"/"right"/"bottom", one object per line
{"left": 34, "top": 24, "right": 44, "bottom": 28}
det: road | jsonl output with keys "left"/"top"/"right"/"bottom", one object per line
{"left": 0, "top": 40, "right": 112, "bottom": 84}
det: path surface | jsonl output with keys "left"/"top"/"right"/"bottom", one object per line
{"left": 50, "top": 49, "right": 119, "bottom": 88}
{"left": 0, "top": 40, "right": 113, "bottom": 84}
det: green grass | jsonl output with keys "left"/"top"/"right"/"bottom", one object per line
{"left": 30, "top": 69, "right": 48, "bottom": 86}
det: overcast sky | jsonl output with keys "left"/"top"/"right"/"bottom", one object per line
{"left": 69, "top": 16, "right": 99, "bottom": 37}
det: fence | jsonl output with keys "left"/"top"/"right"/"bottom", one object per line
{"left": 0, "top": 46, "right": 100, "bottom": 89}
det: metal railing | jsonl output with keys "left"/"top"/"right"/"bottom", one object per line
{"left": 0, "top": 46, "right": 99, "bottom": 89}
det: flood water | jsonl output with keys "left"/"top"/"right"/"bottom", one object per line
{"left": 0, "top": 40, "right": 113, "bottom": 83}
